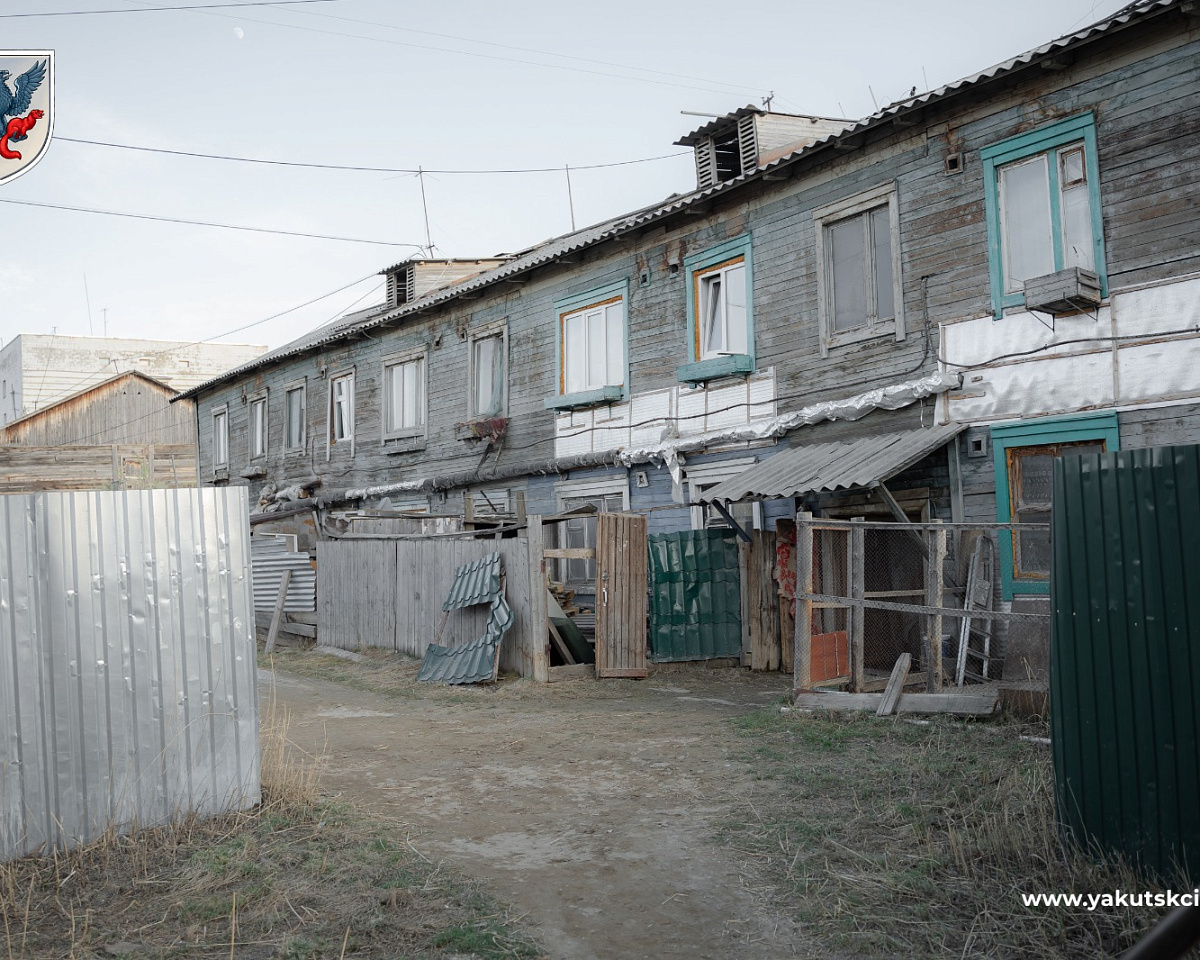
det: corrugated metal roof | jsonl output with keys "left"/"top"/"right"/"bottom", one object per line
{"left": 442, "top": 552, "right": 503, "bottom": 611}
{"left": 175, "top": 0, "right": 1175, "bottom": 403}
{"left": 251, "top": 538, "right": 316, "bottom": 611}
{"left": 698, "top": 423, "right": 966, "bottom": 503}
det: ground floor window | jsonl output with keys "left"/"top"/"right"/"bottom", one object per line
{"left": 990, "top": 412, "right": 1118, "bottom": 598}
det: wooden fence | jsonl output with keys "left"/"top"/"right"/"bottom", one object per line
{"left": 0, "top": 443, "right": 196, "bottom": 493}
{"left": 316, "top": 525, "right": 547, "bottom": 680}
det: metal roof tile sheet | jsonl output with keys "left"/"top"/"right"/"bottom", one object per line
{"left": 698, "top": 423, "right": 967, "bottom": 503}
{"left": 442, "top": 552, "right": 503, "bottom": 611}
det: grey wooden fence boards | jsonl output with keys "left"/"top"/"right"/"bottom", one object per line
{"left": 0, "top": 487, "right": 260, "bottom": 861}
{"left": 317, "top": 536, "right": 537, "bottom": 677}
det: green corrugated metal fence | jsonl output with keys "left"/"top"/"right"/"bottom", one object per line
{"left": 1051, "top": 445, "right": 1200, "bottom": 880}
{"left": 648, "top": 529, "right": 742, "bottom": 662}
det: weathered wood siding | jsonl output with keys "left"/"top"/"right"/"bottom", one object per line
{"left": 196, "top": 14, "right": 1200, "bottom": 517}
{"left": 2, "top": 375, "right": 195, "bottom": 447}
{"left": 0, "top": 444, "right": 196, "bottom": 493}
{"left": 316, "top": 537, "right": 539, "bottom": 678}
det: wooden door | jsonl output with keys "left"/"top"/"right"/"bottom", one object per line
{"left": 595, "top": 512, "right": 648, "bottom": 678}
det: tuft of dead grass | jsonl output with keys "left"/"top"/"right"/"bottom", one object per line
{"left": 722, "top": 708, "right": 1179, "bottom": 960}
{"left": 0, "top": 703, "right": 542, "bottom": 960}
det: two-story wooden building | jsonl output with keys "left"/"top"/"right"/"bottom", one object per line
{"left": 179, "top": 0, "right": 1200, "bottom": 619}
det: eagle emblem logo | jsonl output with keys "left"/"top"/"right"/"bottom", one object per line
{"left": 0, "top": 51, "right": 53, "bottom": 187}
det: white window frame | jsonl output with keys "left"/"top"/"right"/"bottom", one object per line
{"left": 283, "top": 379, "right": 306, "bottom": 455}
{"left": 813, "top": 182, "right": 905, "bottom": 357}
{"left": 555, "top": 475, "right": 630, "bottom": 587}
{"left": 560, "top": 295, "right": 626, "bottom": 396}
{"left": 467, "top": 322, "right": 508, "bottom": 420}
{"left": 695, "top": 258, "right": 750, "bottom": 361}
{"left": 211, "top": 403, "right": 229, "bottom": 474}
{"left": 381, "top": 348, "right": 428, "bottom": 443}
{"left": 327, "top": 370, "right": 355, "bottom": 458}
{"left": 685, "top": 457, "right": 762, "bottom": 531}
{"left": 248, "top": 392, "right": 268, "bottom": 461}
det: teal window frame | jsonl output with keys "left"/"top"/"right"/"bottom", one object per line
{"left": 990, "top": 411, "right": 1118, "bottom": 599}
{"left": 981, "top": 112, "right": 1108, "bottom": 319}
{"left": 545, "top": 279, "right": 630, "bottom": 411}
{"left": 676, "top": 234, "right": 755, "bottom": 384}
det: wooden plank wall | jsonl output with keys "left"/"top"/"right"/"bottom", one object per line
{"left": 594, "top": 513, "right": 648, "bottom": 678}
{"left": 316, "top": 537, "right": 539, "bottom": 678}
{"left": 748, "top": 530, "right": 781, "bottom": 671}
{"left": 2, "top": 379, "right": 195, "bottom": 447}
{"left": 0, "top": 443, "right": 196, "bottom": 493}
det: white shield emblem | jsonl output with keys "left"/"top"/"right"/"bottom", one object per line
{"left": 0, "top": 50, "right": 53, "bottom": 187}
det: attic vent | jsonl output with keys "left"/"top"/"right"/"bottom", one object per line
{"left": 385, "top": 271, "right": 400, "bottom": 308}
{"left": 737, "top": 113, "right": 758, "bottom": 177}
{"left": 695, "top": 140, "right": 715, "bottom": 190}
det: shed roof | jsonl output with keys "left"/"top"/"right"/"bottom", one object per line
{"left": 175, "top": 0, "right": 1177, "bottom": 403}
{"left": 697, "top": 423, "right": 966, "bottom": 503}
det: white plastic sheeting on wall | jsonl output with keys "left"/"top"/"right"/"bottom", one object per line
{"left": 0, "top": 487, "right": 259, "bottom": 861}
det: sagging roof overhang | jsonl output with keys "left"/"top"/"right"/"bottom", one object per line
{"left": 175, "top": 0, "right": 1177, "bottom": 404}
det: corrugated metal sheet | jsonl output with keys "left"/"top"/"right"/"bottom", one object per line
{"left": 0, "top": 487, "right": 260, "bottom": 860}
{"left": 441, "top": 552, "right": 502, "bottom": 611}
{"left": 251, "top": 537, "right": 316, "bottom": 612}
{"left": 174, "top": 1, "right": 1176, "bottom": 405}
{"left": 648, "top": 530, "right": 742, "bottom": 662}
{"left": 418, "top": 574, "right": 515, "bottom": 685}
{"left": 698, "top": 424, "right": 965, "bottom": 503}
{"left": 1051, "top": 444, "right": 1200, "bottom": 881}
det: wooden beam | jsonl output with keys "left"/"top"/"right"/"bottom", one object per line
{"left": 876, "top": 653, "right": 912, "bottom": 716}
{"left": 793, "top": 511, "right": 814, "bottom": 693}
{"left": 871, "top": 481, "right": 929, "bottom": 556}
{"left": 794, "top": 689, "right": 999, "bottom": 717}
{"left": 709, "top": 500, "right": 751, "bottom": 542}
{"left": 542, "top": 547, "right": 597, "bottom": 560}
{"left": 547, "top": 617, "right": 577, "bottom": 665}
{"left": 925, "top": 521, "right": 947, "bottom": 692}
{"left": 526, "top": 515, "right": 550, "bottom": 683}
{"left": 264, "top": 569, "right": 292, "bottom": 655}
{"left": 849, "top": 517, "right": 865, "bottom": 693}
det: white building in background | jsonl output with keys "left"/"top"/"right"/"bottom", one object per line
{"left": 0, "top": 335, "right": 267, "bottom": 426}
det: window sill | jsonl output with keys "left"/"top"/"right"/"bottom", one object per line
{"left": 241, "top": 464, "right": 268, "bottom": 480}
{"left": 544, "top": 386, "right": 625, "bottom": 411}
{"left": 822, "top": 322, "right": 898, "bottom": 353}
{"left": 676, "top": 354, "right": 754, "bottom": 384}
{"left": 212, "top": 467, "right": 229, "bottom": 482}
{"left": 383, "top": 433, "right": 427, "bottom": 454}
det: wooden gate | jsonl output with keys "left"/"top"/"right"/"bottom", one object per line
{"left": 594, "top": 512, "right": 649, "bottom": 678}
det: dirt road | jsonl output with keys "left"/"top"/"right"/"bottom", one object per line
{"left": 262, "top": 662, "right": 805, "bottom": 960}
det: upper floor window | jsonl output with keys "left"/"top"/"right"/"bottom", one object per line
{"left": 470, "top": 327, "right": 507, "bottom": 419}
{"left": 249, "top": 394, "right": 267, "bottom": 459}
{"left": 813, "top": 184, "right": 904, "bottom": 355}
{"left": 548, "top": 281, "right": 628, "bottom": 410}
{"left": 284, "top": 382, "right": 305, "bottom": 452}
{"left": 383, "top": 351, "right": 426, "bottom": 439}
{"left": 678, "top": 234, "right": 755, "bottom": 384}
{"left": 329, "top": 371, "right": 354, "bottom": 445}
{"left": 981, "top": 113, "right": 1108, "bottom": 318}
{"left": 212, "top": 406, "right": 228, "bottom": 471}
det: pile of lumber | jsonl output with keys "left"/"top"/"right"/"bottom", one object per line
{"left": 794, "top": 654, "right": 999, "bottom": 717}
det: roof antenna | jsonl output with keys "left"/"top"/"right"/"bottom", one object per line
{"left": 564, "top": 164, "right": 577, "bottom": 232}
{"left": 83, "top": 272, "right": 94, "bottom": 336}
{"left": 761, "top": 91, "right": 774, "bottom": 112}
{"left": 417, "top": 166, "right": 435, "bottom": 258}
{"left": 868, "top": 85, "right": 880, "bottom": 110}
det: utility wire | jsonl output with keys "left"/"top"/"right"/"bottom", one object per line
{"left": 0, "top": 197, "right": 421, "bottom": 248}
{"left": 55, "top": 137, "right": 691, "bottom": 175}
{"left": 0, "top": 0, "right": 339, "bottom": 17}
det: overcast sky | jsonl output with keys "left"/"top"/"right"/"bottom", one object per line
{"left": 0, "top": 0, "right": 1130, "bottom": 354}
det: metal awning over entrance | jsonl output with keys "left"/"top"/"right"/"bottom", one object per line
{"left": 697, "top": 423, "right": 966, "bottom": 504}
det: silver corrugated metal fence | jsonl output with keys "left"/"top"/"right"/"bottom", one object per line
{"left": 0, "top": 487, "right": 259, "bottom": 861}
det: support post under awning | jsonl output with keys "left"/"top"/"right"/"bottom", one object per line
{"left": 870, "top": 481, "right": 929, "bottom": 557}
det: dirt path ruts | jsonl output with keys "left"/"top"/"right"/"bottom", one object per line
{"left": 262, "top": 666, "right": 805, "bottom": 960}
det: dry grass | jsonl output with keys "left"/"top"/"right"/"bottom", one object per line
{"left": 723, "top": 708, "right": 1185, "bottom": 960}
{"left": 0, "top": 704, "right": 541, "bottom": 960}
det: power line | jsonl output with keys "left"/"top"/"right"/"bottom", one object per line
{"left": 55, "top": 137, "right": 691, "bottom": 175}
{"left": 0, "top": 0, "right": 339, "bottom": 17}
{"left": 0, "top": 197, "right": 421, "bottom": 248}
